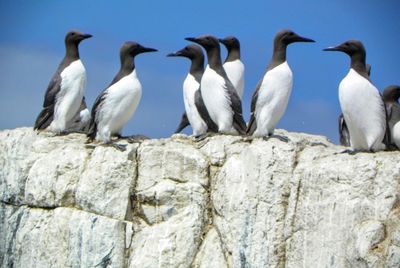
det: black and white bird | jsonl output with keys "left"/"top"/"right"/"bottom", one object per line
{"left": 247, "top": 30, "right": 315, "bottom": 140}
{"left": 87, "top": 42, "right": 157, "bottom": 149}
{"left": 219, "top": 36, "right": 245, "bottom": 99}
{"left": 382, "top": 85, "right": 400, "bottom": 149}
{"left": 65, "top": 97, "right": 91, "bottom": 132}
{"left": 324, "top": 40, "right": 386, "bottom": 152}
{"left": 167, "top": 45, "right": 217, "bottom": 136}
{"left": 185, "top": 35, "right": 247, "bottom": 135}
{"left": 34, "top": 30, "right": 92, "bottom": 133}
{"left": 339, "top": 64, "right": 371, "bottom": 147}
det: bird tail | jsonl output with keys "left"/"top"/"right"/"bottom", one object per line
{"left": 34, "top": 106, "right": 54, "bottom": 130}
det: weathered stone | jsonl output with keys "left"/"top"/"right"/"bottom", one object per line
{"left": 1, "top": 128, "right": 399, "bottom": 268}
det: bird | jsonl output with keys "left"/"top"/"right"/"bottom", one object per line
{"left": 339, "top": 64, "right": 371, "bottom": 147}
{"left": 167, "top": 45, "right": 218, "bottom": 136}
{"left": 382, "top": 85, "right": 400, "bottom": 149}
{"left": 34, "top": 30, "right": 92, "bottom": 134}
{"left": 185, "top": 35, "right": 247, "bottom": 135}
{"left": 87, "top": 41, "right": 157, "bottom": 150}
{"left": 247, "top": 29, "right": 315, "bottom": 141}
{"left": 219, "top": 36, "right": 245, "bottom": 99}
{"left": 324, "top": 40, "right": 386, "bottom": 152}
{"left": 65, "top": 97, "right": 91, "bottom": 133}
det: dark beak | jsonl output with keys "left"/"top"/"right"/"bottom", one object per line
{"left": 218, "top": 38, "right": 225, "bottom": 44}
{"left": 323, "top": 45, "right": 343, "bottom": 52}
{"left": 81, "top": 34, "right": 93, "bottom": 40}
{"left": 167, "top": 52, "right": 177, "bottom": 57}
{"left": 185, "top": 37, "right": 199, "bottom": 43}
{"left": 293, "top": 34, "right": 315, "bottom": 43}
{"left": 140, "top": 46, "right": 158, "bottom": 53}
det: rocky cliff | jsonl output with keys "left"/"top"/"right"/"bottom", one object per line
{"left": 0, "top": 128, "right": 399, "bottom": 268}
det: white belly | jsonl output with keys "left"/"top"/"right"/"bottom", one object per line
{"left": 183, "top": 74, "right": 207, "bottom": 136}
{"left": 253, "top": 62, "right": 293, "bottom": 137}
{"left": 339, "top": 69, "right": 386, "bottom": 151}
{"left": 50, "top": 60, "right": 86, "bottom": 132}
{"left": 392, "top": 121, "right": 400, "bottom": 148}
{"left": 96, "top": 70, "right": 142, "bottom": 142}
{"left": 201, "top": 66, "right": 234, "bottom": 133}
{"left": 223, "top": 60, "right": 245, "bottom": 99}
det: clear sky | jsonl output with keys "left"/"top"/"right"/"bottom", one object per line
{"left": 1, "top": 0, "right": 399, "bottom": 143}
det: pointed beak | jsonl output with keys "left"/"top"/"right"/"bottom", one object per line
{"left": 140, "top": 46, "right": 158, "bottom": 53}
{"left": 166, "top": 52, "right": 176, "bottom": 57}
{"left": 323, "top": 45, "right": 342, "bottom": 52}
{"left": 185, "top": 37, "right": 198, "bottom": 43}
{"left": 294, "top": 35, "right": 315, "bottom": 43}
{"left": 81, "top": 34, "right": 93, "bottom": 40}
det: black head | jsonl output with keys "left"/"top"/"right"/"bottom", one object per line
{"left": 185, "top": 35, "right": 220, "bottom": 52}
{"left": 383, "top": 85, "right": 400, "bottom": 103}
{"left": 219, "top": 36, "right": 240, "bottom": 51}
{"left": 167, "top": 45, "right": 203, "bottom": 60}
{"left": 65, "top": 30, "right": 92, "bottom": 46}
{"left": 120, "top": 41, "right": 158, "bottom": 58}
{"left": 274, "top": 29, "right": 315, "bottom": 47}
{"left": 323, "top": 40, "right": 366, "bottom": 57}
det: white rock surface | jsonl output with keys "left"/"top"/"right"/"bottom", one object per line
{"left": 1, "top": 128, "right": 399, "bottom": 268}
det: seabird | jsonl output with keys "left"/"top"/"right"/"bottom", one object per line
{"left": 185, "top": 35, "right": 247, "bottom": 135}
{"left": 324, "top": 40, "right": 386, "bottom": 152}
{"left": 167, "top": 45, "right": 218, "bottom": 136}
{"left": 34, "top": 30, "right": 92, "bottom": 133}
{"left": 65, "top": 97, "right": 91, "bottom": 132}
{"left": 87, "top": 41, "right": 157, "bottom": 150}
{"left": 247, "top": 30, "right": 315, "bottom": 141}
{"left": 219, "top": 36, "right": 245, "bottom": 99}
{"left": 339, "top": 64, "right": 371, "bottom": 147}
{"left": 382, "top": 85, "right": 400, "bottom": 149}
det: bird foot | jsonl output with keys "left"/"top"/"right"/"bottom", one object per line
{"left": 263, "top": 135, "right": 289, "bottom": 143}
{"left": 106, "top": 142, "right": 127, "bottom": 151}
{"left": 194, "top": 132, "right": 216, "bottom": 142}
{"left": 334, "top": 149, "right": 370, "bottom": 155}
{"left": 115, "top": 135, "right": 149, "bottom": 143}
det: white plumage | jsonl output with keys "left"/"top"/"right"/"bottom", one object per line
{"left": 95, "top": 70, "right": 142, "bottom": 142}
{"left": 392, "top": 122, "right": 400, "bottom": 148}
{"left": 339, "top": 69, "right": 386, "bottom": 150}
{"left": 201, "top": 66, "right": 234, "bottom": 134}
{"left": 79, "top": 108, "right": 91, "bottom": 125}
{"left": 49, "top": 60, "right": 86, "bottom": 133}
{"left": 182, "top": 74, "right": 208, "bottom": 136}
{"left": 223, "top": 59, "right": 245, "bottom": 99}
{"left": 253, "top": 62, "right": 293, "bottom": 137}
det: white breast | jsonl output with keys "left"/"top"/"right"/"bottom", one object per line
{"left": 223, "top": 59, "right": 245, "bottom": 99}
{"left": 253, "top": 62, "right": 293, "bottom": 137}
{"left": 201, "top": 66, "right": 234, "bottom": 133}
{"left": 392, "top": 121, "right": 400, "bottom": 148}
{"left": 96, "top": 70, "right": 142, "bottom": 142}
{"left": 50, "top": 60, "right": 86, "bottom": 132}
{"left": 339, "top": 69, "right": 386, "bottom": 150}
{"left": 183, "top": 74, "right": 207, "bottom": 136}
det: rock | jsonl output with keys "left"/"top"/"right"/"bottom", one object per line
{"left": 1, "top": 127, "right": 400, "bottom": 268}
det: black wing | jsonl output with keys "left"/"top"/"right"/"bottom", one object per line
{"left": 175, "top": 112, "right": 190, "bottom": 133}
{"left": 223, "top": 78, "right": 246, "bottom": 135}
{"left": 66, "top": 97, "right": 90, "bottom": 133}
{"left": 383, "top": 102, "right": 393, "bottom": 149}
{"left": 338, "top": 114, "right": 351, "bottom": 147}
{"left": 34, "top": 72, "right": 62, "bottom": 130}
{"left": 194, "top": 89, "right": 218, "bottom": 133}
{"left": 247, "top": 79, "right": 262, "bottom": 135}
{"left": 87, "top": 90, "right": 108, "bottom": 140}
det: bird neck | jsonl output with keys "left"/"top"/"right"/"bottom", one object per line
{"left": 350, "top": 53, "right": 369, "bottom": 79}
{"left": 206, "top": 48, "right": 223, "bottom": 69}
{"left": 268, "top": 43, "right": 286, "bottom": 71}
{"left": 225, "top": 48, "right": 240, "bottom": 63}
{"left": 65, "top": 42, "right": 80, "bottom": 61}
{"left": 190, "top": 57, "right": 204, "bottom": 82}
{"left": 120, "top": 55, "right": 135, "bottom": 74}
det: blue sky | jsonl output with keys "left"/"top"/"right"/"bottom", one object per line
{"left": 1, "top": 0, "right": 399, "bottom": 143}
